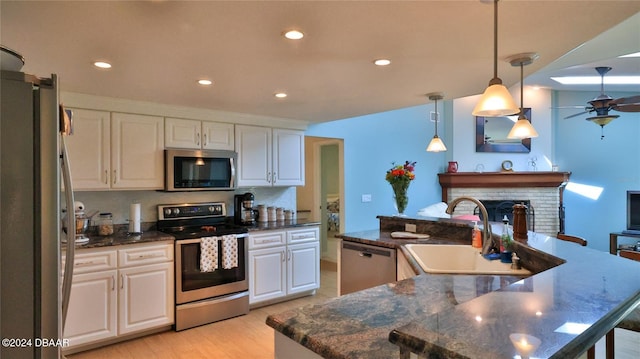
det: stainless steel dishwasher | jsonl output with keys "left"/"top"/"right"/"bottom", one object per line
{"left": 340, "top": 241, "right": 397, "bottom": 295}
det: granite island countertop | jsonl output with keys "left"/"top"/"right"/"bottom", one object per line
{"left": 267, "top": 224, "right": 640, "bottom": 359}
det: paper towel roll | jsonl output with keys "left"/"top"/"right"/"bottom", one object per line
{"left": 129, "top": 203, "right": 141, "bottom": 233}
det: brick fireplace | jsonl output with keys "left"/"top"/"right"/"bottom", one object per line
{"left": 438, "top": 172, "right": 571, "bottom": 236}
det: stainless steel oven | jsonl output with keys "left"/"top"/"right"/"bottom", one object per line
{"left": 157, "top": 202, "right": 249, "bottom": 331}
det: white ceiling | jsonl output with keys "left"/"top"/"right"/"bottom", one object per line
{"left": 1, "top": 1, "right": 639, "bottom": 123}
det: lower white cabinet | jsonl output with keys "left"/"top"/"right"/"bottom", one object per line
{"left": 63, "top": 242, "right": 174, "bottom": 350}
{"left": 248, "top": 227, "right": 320, "bottom": 305}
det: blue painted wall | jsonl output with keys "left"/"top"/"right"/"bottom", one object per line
{"left": 306, "top": 89, "right": 640, "bottom": 252}
{"left": 554, "top": 90, "right": 640, "bottom": 251}
{"left": 306, "top": 104, "right": 447, "bottom": 232}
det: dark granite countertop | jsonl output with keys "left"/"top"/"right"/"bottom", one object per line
{"left": 266, "top": 219, "right": 640, "bottom": 359}
{"left": 75, "top": 228, "right": 175, "bottom": 249}
{"left": 245, "top": 219, "right": 321, "bottom": 232}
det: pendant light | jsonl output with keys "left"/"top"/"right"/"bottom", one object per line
{"left": 426, "top": 93, "right": 447, "bottom": 152}
{"left": 507, "top": 53, "right": 539, "bottom": 139}
{"left": 472, "top": 0, "right": 520, "bottom": 117}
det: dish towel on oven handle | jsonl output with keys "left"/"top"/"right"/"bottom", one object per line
{"left": 221, "top": 234, "right": 238, "bottom": 269}
{"left": 200, "top": 236, "right": 219, "bottom": 272}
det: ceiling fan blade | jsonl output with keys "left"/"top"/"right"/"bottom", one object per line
{"left": 564, "top": 111, "right": 589, "bottom": 119}
{"left": 612, "top": 104, "right": 640, "bottom": 113}
{"left": 610, "top": 95, "right": 640, "bottom": 106}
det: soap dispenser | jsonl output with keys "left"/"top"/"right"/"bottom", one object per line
{"left": 472, "top": 221, "right": 482, "bottom": 249}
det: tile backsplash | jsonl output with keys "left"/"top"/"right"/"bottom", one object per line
{"left": 73, "top": 187, "right": 296, "bottom": 225}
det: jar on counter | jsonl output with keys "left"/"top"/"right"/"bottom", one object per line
{"left": 276, "top": 207, "right": 285, "bottom": 221}
{"left": 97, "top": 212, "right": 114, "bottom": 236}
{"left": 267, "top": 207, "right": 276, "bottom": 222}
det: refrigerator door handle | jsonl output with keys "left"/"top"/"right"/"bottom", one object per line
{"left": 60, "top": 133, "right": 76, "bottom": 331}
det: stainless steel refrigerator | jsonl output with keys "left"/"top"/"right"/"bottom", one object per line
{"left": 1, "top": 70, "right": 76, "bottom": 358}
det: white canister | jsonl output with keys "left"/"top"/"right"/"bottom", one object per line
{"left": 257, "top": 205, "right": 268, "bottom": 222}
{"left": 276, "top": 207, "right": 285, "bottom": 221}
{"left": 284, "top": 210, "right": 293, "bottom": 220}
{"left": 267, "top": 207, "right": 276, "bottom": 222}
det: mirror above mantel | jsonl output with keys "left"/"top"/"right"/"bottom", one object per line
{"left": 476, "top": 108, "right": 531, "bottom": 153}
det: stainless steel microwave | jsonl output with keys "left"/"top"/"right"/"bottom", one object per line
{"left": 164, "top": 149, "right": 237, "bottom": 191}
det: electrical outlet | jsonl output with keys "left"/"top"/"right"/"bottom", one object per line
{"left": 405, "top": 223, "right": 417, "bottom": 233}
{"left": 361, "top": 194, "right": 372, "bottom": 202}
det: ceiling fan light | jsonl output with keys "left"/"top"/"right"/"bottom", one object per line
{"left": 507, "top": 116, "right": 539, "bottom": 139}
{"left": 426, "top": 135, "right": 447, "bottom": 152}
{"left": 587, "top": 115, "right": 618, "bottom": 126}
{"left": 472, "top": 83, "right": 520, "bottom": 117}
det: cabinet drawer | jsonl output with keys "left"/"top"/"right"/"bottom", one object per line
{"left": 287, "top": 227, "right": 319, "bottom": 244}
{"left": 249, "top": 231, "right": 286, "bottom": 250}
{"left": 118, "top": 242, "right": 173, "bottom": 268}
{"left": 63, "top": 248, "right": 117, "bottom": 274}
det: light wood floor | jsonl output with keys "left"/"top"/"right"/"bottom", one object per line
{"left": 68, "top": 266, "right": 639, "bottom": 359}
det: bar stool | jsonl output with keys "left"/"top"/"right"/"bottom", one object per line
{"left": 605, "top": 250, "right": 640, "bottom": 359}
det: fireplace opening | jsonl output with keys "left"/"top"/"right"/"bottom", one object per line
{"left": 473, "top": 200, "right": 534, "bottom": 231}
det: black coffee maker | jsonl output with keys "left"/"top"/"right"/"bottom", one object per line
{"left": 234, "top": 192, "right": 256, "bottom": 225}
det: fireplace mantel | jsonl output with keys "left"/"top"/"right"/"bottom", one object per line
{"left": 438, "top": 171, "right": 571, "bottom": 202}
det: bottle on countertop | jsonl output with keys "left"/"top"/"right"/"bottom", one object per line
{"left": 472, "top": 221, "right": 482, "bottom": 249}
{"left": 500, "top": 215, "right": 513, "bottom": 253}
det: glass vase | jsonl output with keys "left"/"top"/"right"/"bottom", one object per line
{"left": 392, "top": 184, "right": 409, "bottom": 216}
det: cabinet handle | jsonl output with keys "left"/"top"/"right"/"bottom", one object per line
{"left": 281, "top": 250, "right": 285, "bottom": 262}
{"left": 74, "top": 260, "right": 96, "bottom": 267}
{"left": 267, "top": 171, "right": 271, "bottom": 183}
{"left": 287, "top": 249, "right": 291, "bottom": 261}
{"left": 273, "top": 172, "right": 276, "bottom": 184}
{"left": 120, "top": 274, "right": 124, "bottom": 290}
{"left": 203, "top": 133, "right": 207, "bottom": 147}
{"left": 111, "top": 275, "right": 115, "bottom": 291}
{"left": 196, "top": 132, "right": 200, "bottom": 146}
{"left": 104, "top": 170, "right": 108, "bottom": 184}
{"left": 257, "top": 238, "right": 281, "bottom": 244}
{"left": 113, "top": 170, "right": 117, "bottom": 184}
{"left": 136, "top": 253, "right": 161, "bottom": 259}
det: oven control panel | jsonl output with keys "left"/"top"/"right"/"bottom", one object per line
{"left": 158, "top": 202, "right": 226, "bottom": 220}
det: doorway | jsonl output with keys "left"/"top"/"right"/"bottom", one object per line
{"left": 297, "top": 136, "right": 344, "bottom": 266}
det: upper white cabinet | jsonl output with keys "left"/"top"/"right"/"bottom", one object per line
{"left": 66, "top": 110, "right": 164, "bottom": 190}
{"left": 165, "top": 118, "right": 234, "bottom": 150}
{"left": 235, "top": 125, "right": 305, "bottom": 187}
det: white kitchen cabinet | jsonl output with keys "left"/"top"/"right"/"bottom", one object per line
{"left": 63, "top": 247, "right": 118, "bottom": 348}
{"left": 63, "top": 242, "right": 173, "bottom": 352}
{"left": 65, "top": 110, "right": 164, "bottom": 190}
{"left": 287, "top": 241, "right": 320, "bottom": 295}
{"left": 64, "top": 269, "right": 118, "bottom": 347}
{"left": 248, "top": 226, "right": 319, "bottom": 306}
{"left": 111, "top": 113, "right": 164, "bottom": 189}
{"left": 165, "top": 117, "right": 234, "bottom": 150}
{"left": 235, "top": 125, "right": 304, "bottom": 187}
{"left": 64, "top": 108, "right": 111, "bottom": 190}
{"left": 118, "top": 262, "right": 173, "bottom": 335}
{"left": 248, "top": 246, "right": 287, "bottom": 303}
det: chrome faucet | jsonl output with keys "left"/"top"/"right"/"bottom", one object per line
{"left": 446, "top": 196, "right": 494, "bottom": 255}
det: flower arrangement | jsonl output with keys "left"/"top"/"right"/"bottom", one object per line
{"left": 385, "top": 161, "right": 416, "bottom": 215}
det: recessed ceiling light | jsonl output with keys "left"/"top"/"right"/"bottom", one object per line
{"left": 283, "top": 30, "right": 304, "bottom": 40}
{"left": 198, "top": 79, "right": 213, "bottom": 86}
{"left": 551, "top": 76, "right": 640, "bottom": 85}
{"left": 93, "top": 61, "right": 112, "bottom": 69}
{"left": 274, "top": 92, "right": 287, "bottom": 98}
{"left": 374, "top": 59, "right": 391, "bottom": 66}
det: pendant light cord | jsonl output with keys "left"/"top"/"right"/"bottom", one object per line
{"left": 493, "top": 0, "right": 498, "bottom": 80}
{"left": 434, "top": 98, "right": 438, "bottom": 135}
{"left": 520, "top": 62, "right": 524, "bottom": 115}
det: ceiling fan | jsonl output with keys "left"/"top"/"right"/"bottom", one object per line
{"left": 564, "top": 67, "right": 640, "bottom": 139}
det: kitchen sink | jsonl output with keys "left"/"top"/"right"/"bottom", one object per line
{"left": 404, "top": 244, "right": 532, "bottom": 276}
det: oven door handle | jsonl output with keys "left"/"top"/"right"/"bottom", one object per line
{"left": 176, "top": 233, "right": 248, "bottom": 245}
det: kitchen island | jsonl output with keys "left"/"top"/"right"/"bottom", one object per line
{"left": 266, "top": 216, "right": 640, "bottom": 358}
